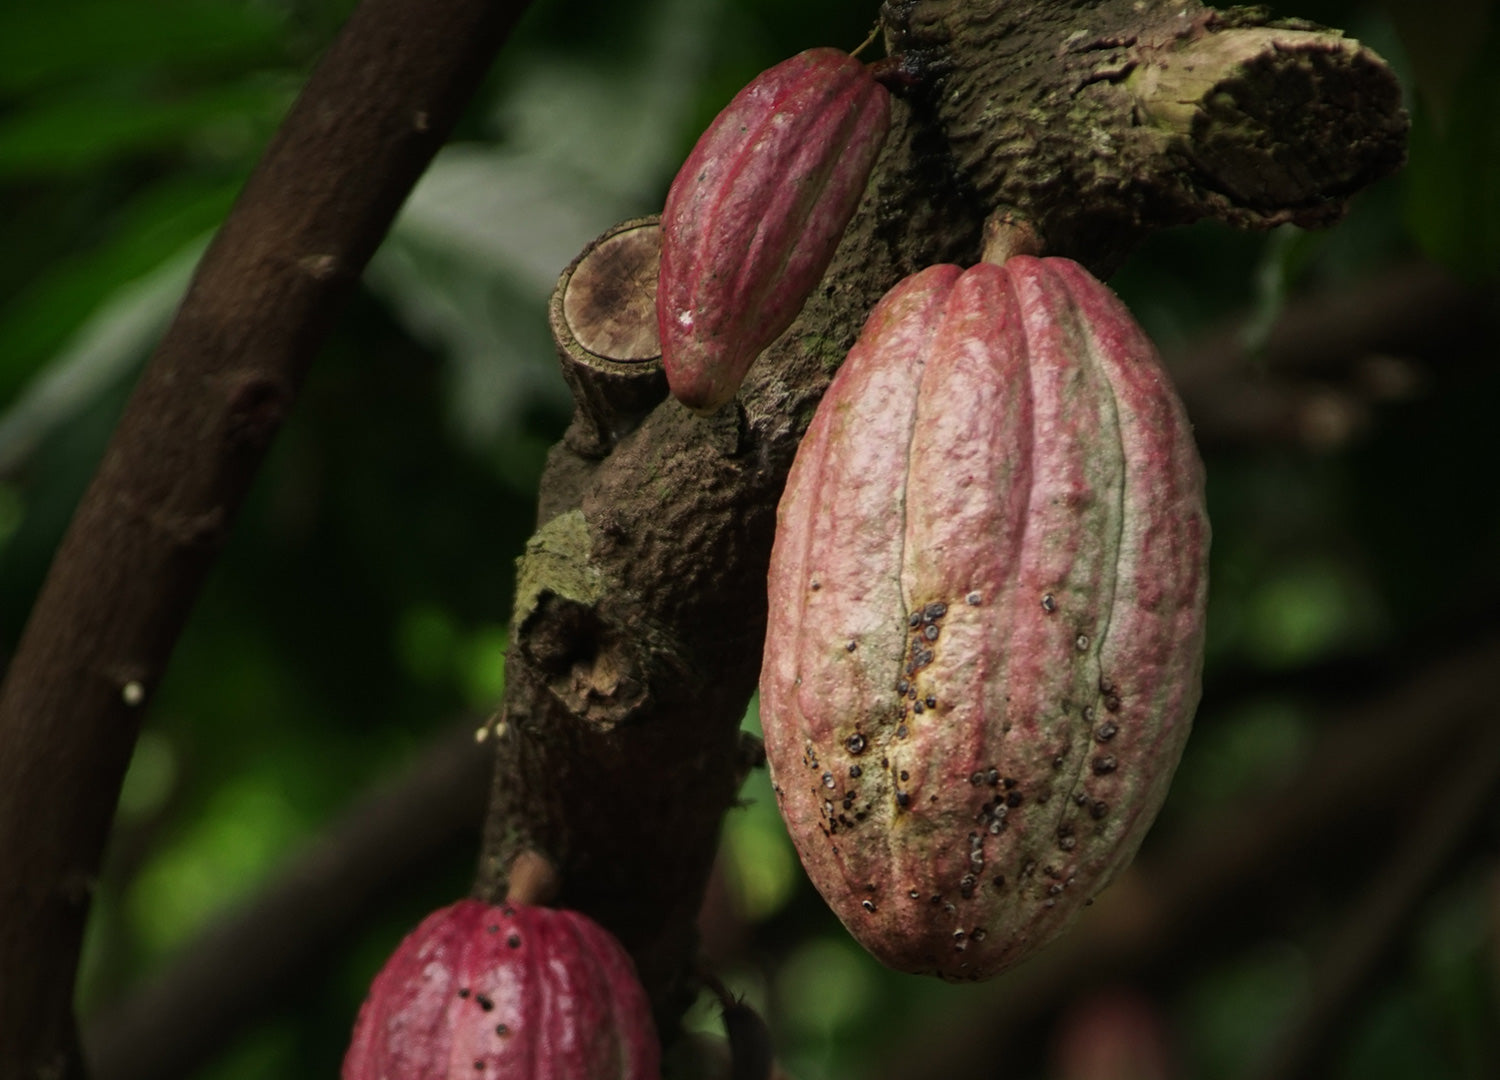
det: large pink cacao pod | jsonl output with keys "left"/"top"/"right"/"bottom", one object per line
{"left": 657, "top": 47, "right": 890, "bottom": 413}
{"left": 760, "top": 256, "right": 1209, "bottom": 980}
{"left": 343, "top": 899, "right": 660, "bottom": 1079}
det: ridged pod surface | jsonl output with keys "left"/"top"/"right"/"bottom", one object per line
{"left": 343, "top": 899, "right": 660, "bottom": 1079}
{"left": 658, "top": 47, "right": 890, "bottom": 413}
{"left": 760, "top": 257, "right": 1209, "bottom": 980}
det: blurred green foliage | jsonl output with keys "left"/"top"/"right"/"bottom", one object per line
{"left": 1, "top": 0, "right": 1497, "bottom": 1077}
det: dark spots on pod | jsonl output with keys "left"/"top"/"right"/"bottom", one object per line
{"left": 458, "top": 988, "right": 471, "bottom": 998}
{"left": 862, "top": 899, "right": 876, "bottom": 912}
{"left": 1100, "top": 677, "right": 1122, "bottom": 712}
{"left": 926, "top": 695, "right": 938, "bottom": 709}
{"left": 915, "top": 648, "right": 934, "bottom": 667}
{"left": 849, "top": 764, "right": 863, "bottom": 778}
{"left": 896, "top": 724, "right": 908, "bottom": 739}
{"left": 846, "top": 732, "right": 867, "bottom": 755}
{"left": 899, "top": 769, "right": 910, "bottom": 781}
{"left": 1057, "top": 827, "right": 1076, "bottom": 851}
{"left": 865, "top": 882, "right": 876, "bottom": 892}
{"left": 1052, "top": 754, "right": 1065, "bottom": 768}
{"left": 966, "top": 591, "right": 982, "bottom": 605}
{"left": 1075, "top": 634, "right": 1089, "bottom": 652}
{"left": 845, "top": 640, "right": 857, "bottom": 652}
{"left": 1074, "top": 792, "right": 1088, "bottom": 806}
{"left": 822, "top": 772, "right": 835, "bottom": 789}
{"left": 1092, "top": 755, "right": 1118, "bottom": 775}
{"left": 475, "top": 994, "right": 494, "bottom": 1012}
{"left": 909, "top": 888, "right": 920, "bottom": 899}
{"left": 992, "top": 875, "right": 1006, "bottom": 888}
{"left": 1090, "top": 799, "right": 1110, "bottom": 820}
{"left": 972, "top": 928, "right": 988, "bottom": 942}
{"left": 507, "top": 934, "right": 521, "bottom": 949}
{"left": 1007, "top": 790, "right": 1023, "bottom": 808}
{"left": 500, "top": 905, "right": 514, "bottom": 918}
{"left": 495, "top": 1024, "right": 510, "bottom": 1037}
{"left": 1095, "top": 721, "right": 1119, "bottom": 742}
{"left": 896, "top": 791, "right": 911, "bottom": 808}
{"left": 923, "top": 623, "right": 940, "bottom": 641}
{"left": 896, "top": 679, "right": 909, "bottom": 694}
{"left": 1003, "top": 776, "right": 1018, "bottom": 789}
{"left": 952, "top": 929, "right": 967, "bottom": 951}
{"left": 1047, "top": 883, "right": 1063, "bottom": 897}
{"left": 970, "top": 771, "right": 983, "bottom": 786}
{"left": 486, "top": 924, "right": 498, "bottom": 934}
{"left": 474, "top": 1061, "right": 485, "bottom": 1071}
{"left": 912, "top": 701, "right": 924, "bottom": 715}
{"left": 1021, "top": 859, "right": 1037, "bottom": 877}
{"left": 1041, "top": 593, "right": 1056, "bottom": 613}
{"left": 810, "top": 580, "right": 821, "bottom": 591}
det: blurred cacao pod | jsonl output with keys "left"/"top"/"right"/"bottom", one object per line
{"left": 658, "top": 47, "right": 890, "bottom": 413}
{"left": 760, "top": 256, "right": 1209, "bottom": 979}
{"left": 343, "top": 899, "right": 660, "bottom": 1079}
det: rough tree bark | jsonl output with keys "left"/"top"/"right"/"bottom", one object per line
{"left": 0, "top": 1, "right": 533, "bottom": 1076}
{"left": 475, "top": 0, "right": 1407, "bottom": 1035}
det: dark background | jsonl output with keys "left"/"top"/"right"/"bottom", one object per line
{"left": 1, "top": 0, "right": 1497, "bottom": 1076}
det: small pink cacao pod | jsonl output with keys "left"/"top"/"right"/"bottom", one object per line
{"left": 343, "top": 899, "right": 660, "bottom": 1079}
{"left": 658, "top": 47, "right": 890, "bottom": 413}
{"left": 760, "top": 256, "right": 1209, "bottom": 980}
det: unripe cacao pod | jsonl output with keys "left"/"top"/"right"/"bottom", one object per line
{"left": 658, "top": 48, "right": 890, "bottom": 413}
{"left": 343, "top": 899, "right": 660, "bottom": 1079}
{"left": 760, "top": 256, "right": 1209, "bottom": 980}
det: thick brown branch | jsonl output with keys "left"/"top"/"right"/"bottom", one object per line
{"left": 884, "top": 0, "right": 1407, "bottom": 271}
{"left": 0, "top": 1, "right": 531, "bottom": 1075}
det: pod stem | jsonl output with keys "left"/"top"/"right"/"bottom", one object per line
{"left": 503, "top": 850, "right": 561, "bottom": 907}
{"left": 981, "top": 211, "right": 1045, "bottom": 265}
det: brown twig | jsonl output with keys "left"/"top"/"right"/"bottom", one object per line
{"left": 83, "top": 724, "right": 491, "bottom": 1080}
{"left": 1245, "top": 714, "right": 1500, "bottom": 1080}
{"left": 1167, "top": 262, "right": 1497, "bottom": 450}
{"left": 0, "top": 1, "right": 532, "bottom": 1074}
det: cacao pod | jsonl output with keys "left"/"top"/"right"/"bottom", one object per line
{"left": 343, "top": 899, "right": 660, "bottom": 1079}
{"left": 760, "top": 256, "right": 1209, "bottom": 980}
{"left": 657, "top": 47, "right": 890, "bottom": 413}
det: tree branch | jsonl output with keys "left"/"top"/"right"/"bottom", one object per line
{"left": 0, "top": 1, "right": 532, "bottom": 1075}
{"left": 1245, "top": 714, "right": 1500, "bottom": 1080}
{"left": 473, "top": 0, "right": 1407, "bottom": 1033}
{"left": 82, "top": 725, "right": 492, "bottom": 1080}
